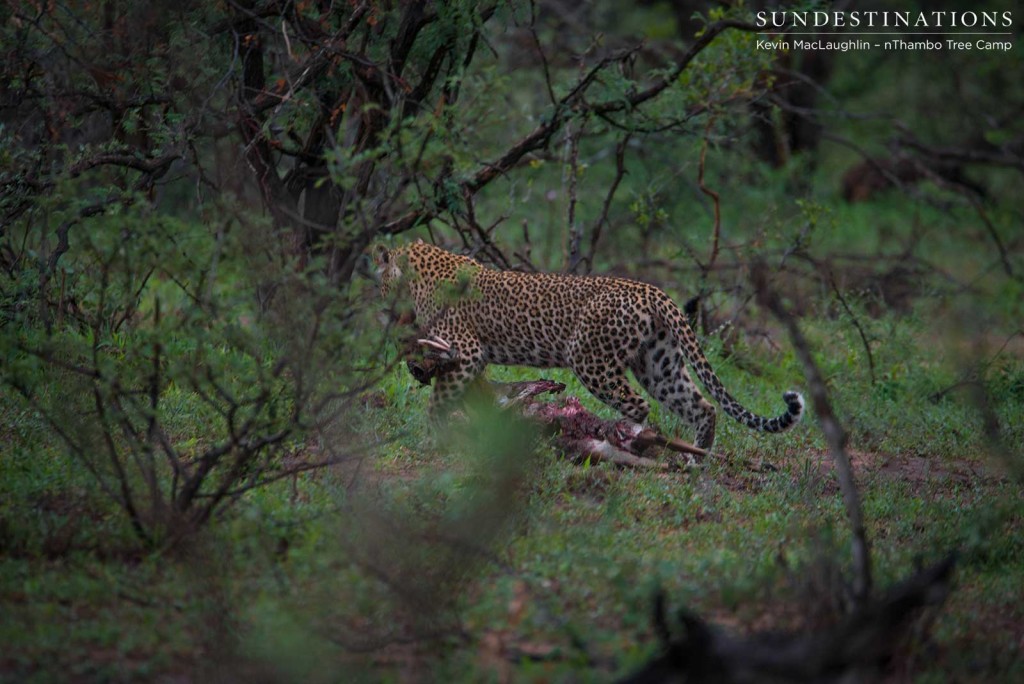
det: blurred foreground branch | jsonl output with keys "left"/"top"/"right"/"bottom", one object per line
{"left": 620, "top": 554, "right": 956, "bottom": 684}
{"left": 751, "top": 259, "right": 872, "bottom": 603}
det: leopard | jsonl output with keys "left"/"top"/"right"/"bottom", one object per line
{"left": 374, "top": 240, "right": 803, "bottom": 450}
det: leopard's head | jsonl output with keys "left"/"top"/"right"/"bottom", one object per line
{"left": 370, "top": 244, "right": 408, "bottom": 296}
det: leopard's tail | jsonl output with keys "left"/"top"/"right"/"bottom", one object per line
{"left": 658, "top": 294, "right": 804, "bottom": 434}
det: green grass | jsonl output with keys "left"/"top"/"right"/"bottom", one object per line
{"left": 3, "top": 292, "right": 1021, "bottom": 681}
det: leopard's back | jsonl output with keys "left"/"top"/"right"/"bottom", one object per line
{"left": 463, "top": 269, "right": 656, "bottom": 367}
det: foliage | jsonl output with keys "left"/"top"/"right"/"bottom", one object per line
{"left": 0, "top": 196, "right": 382, "bottom": 548}
{"left": 1, "top": 0, "right": 1023, "bottom": 682}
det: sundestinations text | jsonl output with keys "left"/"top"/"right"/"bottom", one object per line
{"left": 755, "top": 10, "right": 1013, "bottom": 29}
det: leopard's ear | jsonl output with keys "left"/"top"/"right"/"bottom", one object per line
{"left": 372, "top": 244, "right": 390, "bottom": 266}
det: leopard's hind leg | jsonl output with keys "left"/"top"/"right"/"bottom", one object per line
{"left": 631, "top": 337, "right": 717, "bottom": 450}
{"left": 568, "top": 303, "right": 651, "bottom": 424}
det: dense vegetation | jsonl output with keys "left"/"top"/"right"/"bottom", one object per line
{"left": 1, "top": 1, "right": 1021, "bottom": 681}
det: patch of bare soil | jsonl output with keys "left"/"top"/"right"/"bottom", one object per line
{"left": 802, "top": 449, "right": 1008, "bottom": 495}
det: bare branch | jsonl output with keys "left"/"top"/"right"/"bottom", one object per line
{"left": 828, "top": 273, "right": 877, "bottom": 385}
{"left": 583, "top": 133, "right": 631, "bottom": 272}
{"left": 697, "top": 117, "right": 722, "bottom": 275}
{"left": 565, "top": 119, "right": 584, "bottom": 272}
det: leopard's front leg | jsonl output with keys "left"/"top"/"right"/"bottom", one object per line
{"left": 424, "top": 312, "right": 485, "bottom": 421}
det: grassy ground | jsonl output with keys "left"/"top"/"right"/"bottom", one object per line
{"left": 2, "top": 292, "right": 1022, "bottom": 682}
